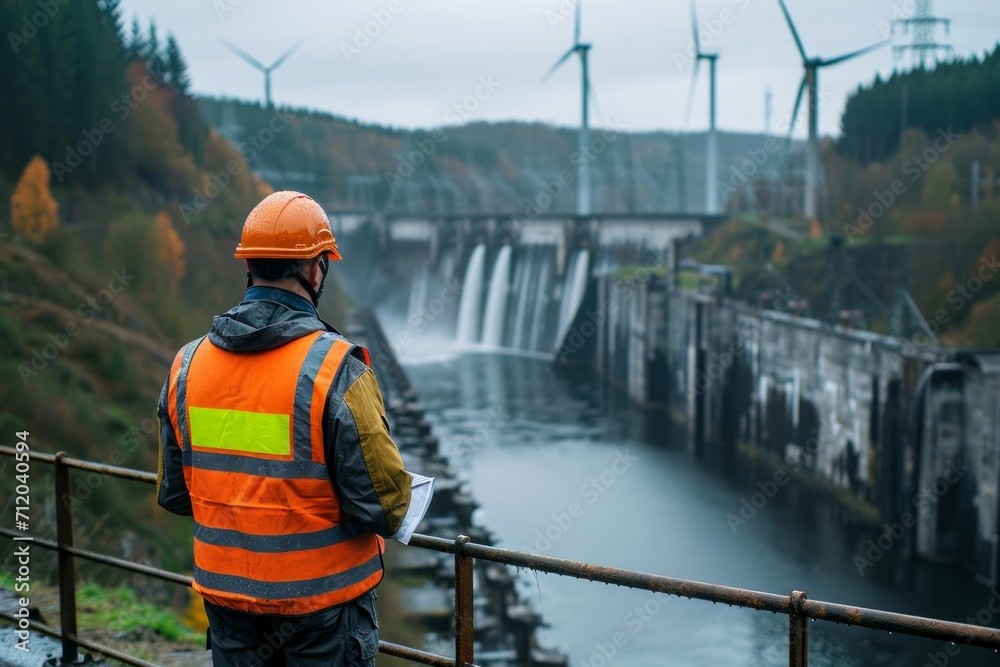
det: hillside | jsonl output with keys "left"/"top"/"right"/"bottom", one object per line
{"left": 198, "top": 96, "right": 790, "bottom": 215}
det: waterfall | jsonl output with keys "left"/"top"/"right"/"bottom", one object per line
{"left": 481, "top": 245, "right": 512, "bottom": 347}
{"left": 556, "top": 252, "right": 581, "bottom": 341}
{"left": 528, "top": 258, "right": 553, "bottom": 351}
{"left": 510, "top": 251, "right": 535, "bottom": 349}
{"left": 455, "top": 244, "right": 486, "bottom": 345}
{"left": 555, "top": 249, "right": 590, "bottom": 349}
{"left": 406, "top": 263, "right": 429, "bottom": 324}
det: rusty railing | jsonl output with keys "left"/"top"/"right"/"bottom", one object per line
{"left": 2, "top": 445, "right": 1000, "bottom": 667}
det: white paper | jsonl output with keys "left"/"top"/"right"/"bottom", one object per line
{"left": 390, "top": 472, "right": 435, "bottom": 544}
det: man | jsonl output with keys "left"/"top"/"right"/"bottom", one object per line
{"left": 157, "top": 190, "right": 415, "bottom": 666}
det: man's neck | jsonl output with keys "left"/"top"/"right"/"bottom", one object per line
{"left": 250, "top": 279, "right": 311, "bottom": 302}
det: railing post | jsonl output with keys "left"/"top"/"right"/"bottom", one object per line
{"left": 454, "top": 535, "right": 474, "bottom": 667}
{"left": 54, "top": 452, "right": 79, "bottom": 664}
{"left": 789, "top": 590, "right": 808, "bottom": 667}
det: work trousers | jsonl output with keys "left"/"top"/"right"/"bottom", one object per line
{"left": 203, "top": 590, "right": 379, "bottom": 667}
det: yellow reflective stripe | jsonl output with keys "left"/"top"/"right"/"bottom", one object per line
{"left": 188, "top": 407, "right": 291, "bottom": 456}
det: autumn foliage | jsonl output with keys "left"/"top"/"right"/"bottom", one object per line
{"left": 149, "top": 211, "right": 185, "bottom": 281}
{"left": 10, "top": 156, "right": 59, "bottom": 239}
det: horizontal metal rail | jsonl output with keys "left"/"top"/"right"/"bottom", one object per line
{"left": 410, "top": 534, "right": 1000, "bottom": 650}
{"left": 0, "top": 610, "right": 159, "bottom": 667}
{"left": 4, "top": 446, "right": 1000, "bottom": 667}
{"left": 0, "top": 527, "right": 193, "bottom": 587}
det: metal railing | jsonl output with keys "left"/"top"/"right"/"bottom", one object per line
{"left": 3, "top": 446, "right": 1000, "bottom": 667}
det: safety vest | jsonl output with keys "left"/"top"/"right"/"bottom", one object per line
{"left": 166, "top": 330, "right": 384, "bottom": 615}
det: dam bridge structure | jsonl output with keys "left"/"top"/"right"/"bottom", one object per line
{"left": 329, "top": 209, "right": 723, "bottom": 355}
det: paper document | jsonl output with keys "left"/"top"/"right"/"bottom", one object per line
{"left": 390, "top": 473, "right": 435, "bottom": 544}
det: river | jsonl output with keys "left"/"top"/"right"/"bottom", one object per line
{"left": 384, "top": 326, "right": 998, "bottom": 667}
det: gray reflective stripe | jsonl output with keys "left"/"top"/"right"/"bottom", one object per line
{"left": 293, "top": 334, "right": 346, "bottom": 461}
{"left": 194, "top": 553, "right": 382, "bottom": 600}
{"left": 194, "top": 522, "right": 363, "bottom": 553}
{"left": 175, "top": 337, "right": 206, "bottom": 467}
{"left": 190, "top": 451, "right": 328, "bottom": 479}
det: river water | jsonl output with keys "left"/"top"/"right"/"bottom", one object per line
{"left": 385, "top": 325, "right": 997, "bottom": 666}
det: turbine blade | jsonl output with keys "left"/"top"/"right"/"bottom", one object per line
{"left": 541, "top": 47, "right": 577, "bottom": 84}
{"left": 788, "top": 74, "right": 807, "bottom": 137}
{"left": 684, "top": 58, "right": 702, "bottom": 126}
{"left": 574, "top": 1, "right": 581, "bottom": 45}
{"left": 270, "top": 39, "right": 305, "bottom": 71}
{"left": 776, "top": 0, "right": 807, "bottom": 61}
{"left": 221, "top": 39, "right": 267, "bottom": 72}
{"left": 690, "top": 0, "right": 701, "bottom": 55}
{"left": 819, "top": 39, "right": 889, "bottom": 67}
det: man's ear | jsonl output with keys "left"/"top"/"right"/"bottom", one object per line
{"left": 306, "top": 257, "right": 324, "bottom": 289}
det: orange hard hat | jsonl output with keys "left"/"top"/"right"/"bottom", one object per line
{"left": 234, "top": 191, "right": 342, "bottom": 260}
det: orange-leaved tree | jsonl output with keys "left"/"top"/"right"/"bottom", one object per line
{"left": 150, "top": 211, "right": 186, "bottom": 281}
{"left": 11, "top": 156, "right": 59, "bottom": 240}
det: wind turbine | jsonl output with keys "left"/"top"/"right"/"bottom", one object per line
{"left": 222, "top": 39, "right": 304, "bottom": 108}
{"left": 684, "top": 0, "right": 719, "bottom": 215}
{"left": 542, "top": 4, "right": 593, "bottom": 217}
{"left": 776, "top": 0, "right": 886, "bottom": 220}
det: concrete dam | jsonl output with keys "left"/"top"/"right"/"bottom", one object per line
{"left": 336, "top": 210, "right": 1000, "bottom": 593}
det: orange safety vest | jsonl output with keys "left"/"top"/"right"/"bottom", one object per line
{"left": 166, "top": 330, "right": 384, "bottom": 615}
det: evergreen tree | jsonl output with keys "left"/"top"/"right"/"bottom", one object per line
{"left": 165, "top": 34, "right": 191, "bottom": 94}
{"left": 145, "top": 19, "right": 166, "bottom": 82}
{"left": 127, "top": 17, "right": 143, "bottom": 60}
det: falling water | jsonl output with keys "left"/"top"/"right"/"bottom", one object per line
{"left": 406, "top": 263, "right": 429, "bottom": 324}
{"left": 481, "top": 245, "right": 513, "bottom": 347}
{"left": 555, "top": 249, "right": 590, "bottom": 349}
{"left": 455, "top": 244, "right": 486, "bottom": 345}
{"left": 510, "top": 250, "right": 535, "bottom": 349}
{"left": 528, "top": 258, "right": 553, "bottom": 352}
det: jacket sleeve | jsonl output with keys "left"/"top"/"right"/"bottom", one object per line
{"left": 326, "top": 356, "right": 412, "bottom": 536}
{"left": 156, "top": 370, "right": 193, "bottom": 516}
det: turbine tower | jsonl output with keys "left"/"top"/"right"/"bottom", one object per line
{"left": 685, "top": 0, "right": 719, "bottom": 215}
{"left": 222, "top": 39, "right": 304, "bottom": 108}
{"left": 543, "top": 4, "right": 593, "bottom": 217}
{"left": 776, "top": 0, "right": 886, "bottom": 220}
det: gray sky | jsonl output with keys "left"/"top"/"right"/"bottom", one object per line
{"left": 118, "top": 0, "right": 999, "bottom": 137}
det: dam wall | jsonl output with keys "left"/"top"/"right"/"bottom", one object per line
{"left": 562, "top": 272, "right": 1000, "bottom": 586}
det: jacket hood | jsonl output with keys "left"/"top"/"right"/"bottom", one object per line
{"left": 208, "top": 297, "right": 337, "bottom": 352}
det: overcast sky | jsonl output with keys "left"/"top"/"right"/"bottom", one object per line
{"left": 117, "top": 0, "right": 999, "bottom": 138}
